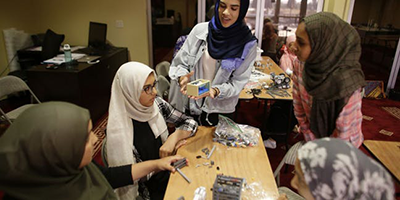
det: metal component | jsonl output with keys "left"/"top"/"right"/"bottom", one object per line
{"left": 176, "top": 168, "right": 191, "bottom": 183}
{"left": 207, "top": 145, "right": 216, "bottom": 159}
{"left": 177, "top": 196, "right": 185, "bottom": 200}
{"left": 173, "top": 158, "right": 188, "bottom": 169}
{"left": 212, "top": 174, "right": 244, "bottom": 200}
{"left": 201, "top": 147, "right": 210, "bottom": 155}
{"left": 266, "top": 91, "right": 275, "bottom": 99}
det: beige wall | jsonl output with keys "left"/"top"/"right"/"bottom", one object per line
{"left": 0, "top": 0, "right": 149, "bottom": 77}
{"left": 165, "top": 0, "right": 196, "bottom": 30}
{"left": 0, "top": 0, "right": 38, "bottom": 77}
{"left": 323, "top": 0, "right": 352, "bottom": 21}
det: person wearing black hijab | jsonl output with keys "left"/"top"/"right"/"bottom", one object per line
{"left": 169, "top": 0, "right": 257, "bottom": 126}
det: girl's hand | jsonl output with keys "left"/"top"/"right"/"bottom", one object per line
{"left": 159, "top": 134, "right": 179, "bottom": 158}
{"left": 156, "top": 155, "right": 185, "bottom": 172}
{"left": 179, "top": 71, "right": 195, "bottom": 95}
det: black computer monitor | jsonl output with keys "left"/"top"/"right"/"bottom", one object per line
{"left": 88, "top": 22, "right": 107, "bottom": 49}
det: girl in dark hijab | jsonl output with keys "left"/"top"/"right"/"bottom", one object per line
{"left": 291, "top": 12, "right": 365, "bottom": 147}
{"left": 169, "top": 0, "right": 257, "bottom": 126}
{"left": 0, "top": 102, "right": 182, "bottom": 200}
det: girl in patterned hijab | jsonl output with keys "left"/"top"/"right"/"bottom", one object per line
{"left": 291, "top": 138, "right": 394, "bottom": 200}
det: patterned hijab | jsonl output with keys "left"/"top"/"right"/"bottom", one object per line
{"left": 298, "top": 138, "right": 394, "bottom": 200}
{"left": 0, "top": 102, "right": 116, "bottom": 200}
{"left": 302, "top": 12, "right": 365, "bottom": 137}
{"left": 207, "top": 0, "right": 256, "bottom": 60}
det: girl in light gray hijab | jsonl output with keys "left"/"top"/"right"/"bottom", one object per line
{"left": 290, "top": 138, "right": 394, "bottom": 200}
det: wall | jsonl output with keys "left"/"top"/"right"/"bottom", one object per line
{"left": 323, "top": 0, "right": 351, "bottom": 21}
{"left": 351, "top": 0, "right": 371, "bottom": 25}
{"left": 0, "top": 0, "right": 149, "bottom": 77}
{"left": 165, "top": 0, "right": 196, "bottom": 30}
{"left": 0, "top": 0, "right": 38, "bottom": 77}
{"left": 351, "top": 0, "right": 400, "bottom": 28}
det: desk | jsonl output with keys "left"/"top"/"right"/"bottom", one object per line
{"left": 254, "top": 57, "right": 293, "bottom": 100}
{"left": 363, "top": 140, "right": 400, "bottom": 182}
{"left": 164, "top": 126, "right": 279, "bottom": 199}
{"left": 238, "top": 57, "right": 293, "bottom": 149}
{"left": 27, "top": 47, "right": 128, "bottom": 122}
{"left": 239, "top": 56, "right": 293, "bottom": 100}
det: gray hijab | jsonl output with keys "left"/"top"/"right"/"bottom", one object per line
{"left": 298, "top": 138, "right": 394, "bottom": 200}
{"left": 0, "top": 102, "right": 116, "bottom": 200}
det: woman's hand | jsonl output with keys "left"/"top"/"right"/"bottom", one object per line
{"left": 155, "top": 155, "right": 185, "bottom": 172}
{"left": 159, "top": 134, "right": 179, "bottom": 158}
{"left": 188, "top": 87, "right": 219, "bottom": 100}
{"left": 179, "top": 71, "right": 195, "bottom": 95}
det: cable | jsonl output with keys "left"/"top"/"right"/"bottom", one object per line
{"left": 0, "top": 54, "right": 18, "bottom": 77}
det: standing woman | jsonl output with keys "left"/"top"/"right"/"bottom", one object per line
{"left": 261, "top": 18, "right": 279, "bottom": 64}
{"left": 169, "top": 0, "right": 257, "bottom": 126}
{"left": 106, "top": 62, "right": 198, "bottom": 200}
{"left": 291, "top": 12, "right": 365, "bottom": 147}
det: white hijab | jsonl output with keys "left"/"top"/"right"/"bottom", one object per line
{"left": 106, "top": 61, "right": 168, "bottom": 199}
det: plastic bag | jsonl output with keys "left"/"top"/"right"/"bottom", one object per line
{"left": 213, "top": 115, "right": 260, "bottom": 147}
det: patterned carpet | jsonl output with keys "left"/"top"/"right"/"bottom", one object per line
{"left": 382, "top": 107, "right": 400, "bottom": 121}
{"left": 92, "top": 115, "right": 108, "bottom": 158}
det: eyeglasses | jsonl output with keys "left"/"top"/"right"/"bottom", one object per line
{"left": 142, "top": 81, "right": 158, "bottom": 95}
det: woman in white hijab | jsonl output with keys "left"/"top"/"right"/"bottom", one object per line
{"left": 106, "top": 61, "right": 198, "bottom": 200}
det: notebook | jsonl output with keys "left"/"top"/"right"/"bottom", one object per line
{"left": 77, "top": 55, "right": 101, "bottom": 63}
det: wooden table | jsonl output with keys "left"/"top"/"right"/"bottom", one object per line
{"left": 254, "top": 56, "right": 293, "bottom": 100}
{"left": 164, "top": 126, "right": 279, "bottom": 199}
{"left": 363, "top": 140, "right": 400, "bottom": 182}
{"left": 239, "top": 56, "right": 292, "bottom": 100}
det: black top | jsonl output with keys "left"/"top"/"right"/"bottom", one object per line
{"left": 93, "top": 161, "right": 133, "bottom": 189}
{"left": 3, "top": 161, "right": 133, "bottom": 200}
{"left": 132, "top": 119, "right": 170, "bottom": 200}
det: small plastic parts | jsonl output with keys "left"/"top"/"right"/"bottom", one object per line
{"left": 214, "top": 115, "right": 260, "bottom": 147}
{"left": 193, "top": 186, "right": 206, "bottom": 200}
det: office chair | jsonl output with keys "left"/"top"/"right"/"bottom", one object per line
{"left": 157, "top": 75, "right": 170, "bottom": 100}
{"left": 0, "top": 75, "right": 41, "bottom": 124}
{"left": 274, "top": 141, "right": 304, "bottom": 186}
{"left": 155, "top": 61, "right": 170, "bottom": 78}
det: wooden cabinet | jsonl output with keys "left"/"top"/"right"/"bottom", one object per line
{"left": 27, "top": 47, "right": 128, "bottom": 122}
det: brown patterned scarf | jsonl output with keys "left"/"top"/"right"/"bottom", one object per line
{"left": 302, "top": 12, "right": 365, "bottom": 137}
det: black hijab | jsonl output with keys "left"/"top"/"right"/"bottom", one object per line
{"left": 207, "top": 0, "right": 256, "bottom": 59}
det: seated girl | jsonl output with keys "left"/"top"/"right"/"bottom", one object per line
{"left": 0, "top": 102, "right": 183, "bottom": 200}
{"left": 279, "top": 35, "right": 296, "bottom": 75}
{"left": 106, "top": 61, "right": 198, "bottom": 200}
